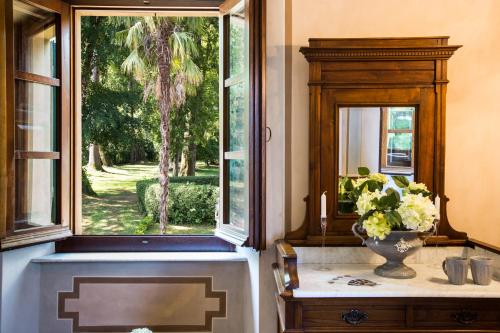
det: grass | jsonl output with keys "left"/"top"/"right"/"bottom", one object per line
{"left": 82, "top": 162, "right": 219, "bottom": 235}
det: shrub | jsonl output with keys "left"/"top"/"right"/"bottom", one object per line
{"left": 82, "top": 167, "right": 97, "bottom": 196}
{"left": 136, "top": 177, "right": 219, "bottom": 225}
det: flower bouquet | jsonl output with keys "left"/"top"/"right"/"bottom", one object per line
{"left": 347, "top": 167, "right": 438, "bottom": 279}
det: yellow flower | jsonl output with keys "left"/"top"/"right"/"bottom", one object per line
{"left": 369, "top": 173, "right": 388, "bottom": 184}
{"left": 362, "top": 212, "right": 391, "bottom": 240}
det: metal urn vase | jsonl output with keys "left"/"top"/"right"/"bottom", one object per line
{"left": 353, "top": 224, "right": 426, "bottom": 279}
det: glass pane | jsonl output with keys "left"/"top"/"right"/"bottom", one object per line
{"left": 14, "top": 0, "right": 57, "bottom": 77}
{"left": 388, "top": 107, "right": 414, "bottom": 130}
{"left": 228, "top": 159, "right": 246, "bottom": 229}
{"left": 228, "top": 82, "right": 246, "bottom": 151}
{"left": 15, "top": 80, "right": 57, "bottom": 151}
{"left": 15, "top": 159, "right": 57, "bottom": 230}
{"left": 229, "top": 5, "right": 245, "bottom": 77}
{"left": 387, "top": 132, "right": 413, "bottom": 168}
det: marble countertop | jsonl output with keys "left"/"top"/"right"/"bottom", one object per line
{"left": 293, "top": 263, "right": 500, "bottom": 298}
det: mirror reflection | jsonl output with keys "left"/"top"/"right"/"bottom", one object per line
{"left": 338, "top": 106, "right": 416, "bottom": 214}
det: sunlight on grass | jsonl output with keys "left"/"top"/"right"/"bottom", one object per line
{"left": 82, "top": 162, "right": 218, "bottom": 235}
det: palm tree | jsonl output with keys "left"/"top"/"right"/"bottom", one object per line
{"left": 117, "top": 16, "right": 202, "bottom": 233}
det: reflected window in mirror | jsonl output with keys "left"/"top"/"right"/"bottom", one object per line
{"left": 380, "top": 107, "right": 415, "bottom": 175}
{"left": 338, "top": 106, "right": 415, "bottom": 214}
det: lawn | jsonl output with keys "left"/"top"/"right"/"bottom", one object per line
{"left": 82, "top": 162, "right": 218, "bottom": 235}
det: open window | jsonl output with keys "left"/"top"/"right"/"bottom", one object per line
{"left": 215, "top": 0, "right": 265, "bottom": 248}
{"left": 1, "top": 0, "right": 265, "bottom": 251}
{"left": 0, "top": 0, "right": 71, "bottom": 250}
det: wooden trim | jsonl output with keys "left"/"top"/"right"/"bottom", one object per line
{"left": 56, "top": 235, "right": 235, "bottom": 252}
{"left": 219, "top": 0, "right": 241, "bottom": 14}
{"left": 15, "top": 70, "right": 60, "bottom": 86}
{"left": 71, "top": 0, "right": 223, "bottom": 8}
{"left": 274, "top": 240, "right": 299, "bottom": 291}
{"left": 58, "top": 276, "right": 226, "bottom": 333}
{"left": 21, "top": 0, "right": 63, "bottom": 13}
{"left": 15, "top": 151, "right": 60, "bottom": 159}
{"left": 0, "top": 0, "right": 9, "bottom": 239}
{"left": 248, "top": 0, "right": 265, "bottom": 250}
{"left": 1, "top": 225, "right": 71, "bottom": 250}
{"left": 467, "top": 238, "right": 500, "bottom": 255}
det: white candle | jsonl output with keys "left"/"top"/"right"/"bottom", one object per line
{"left": 321, "top": 191, "right": 327, "bottom": 218}
{"left": 435, "top": 195, "right": 441, "bottom": 220}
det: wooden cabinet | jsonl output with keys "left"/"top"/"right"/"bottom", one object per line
{"left": 273, "top": 241, "right": 500, "bottom": 333}
{"left": 278, "top": 297, "right": 500, "bottom": 332}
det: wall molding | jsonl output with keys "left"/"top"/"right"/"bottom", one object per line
{"left": 58, "top": 276, "right": 226, "bottom": 332}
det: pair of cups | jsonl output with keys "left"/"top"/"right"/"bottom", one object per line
{"left": 442, "top": 256, "right": 494, "bottom": 285}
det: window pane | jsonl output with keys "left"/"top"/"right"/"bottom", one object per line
{"left": 15, "top": 80, "right": 57, "bottom": 151}
{"left": 15, "top": 159, "right": 57, "bottom": 230}
{"left": 228, "top": 159, "right": 246, "bottom": 229}
{"left": 229, "top": 5, "right": 245, "bottom": 77}
{"left": 388, "top": 107, "right": 414, "bottom": 130}
{"left": 386, "top": 132, "right": 413, "bottom": 168}
{"left": 229, "top": 82, "right": 246, "bottom": 151}
{"left": 14, "top": 0, "right": 57, "bottom": 78}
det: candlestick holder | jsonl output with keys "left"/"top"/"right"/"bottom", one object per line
{"left": 317, "top": 216, "right": 330, "bottom": 271}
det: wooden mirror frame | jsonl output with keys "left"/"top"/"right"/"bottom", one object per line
{"left": 285, "top": 37, "right": 467, "bottom": 246}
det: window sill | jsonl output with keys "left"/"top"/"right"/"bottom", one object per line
{"left": 32, "top": 251, "right": 247, "bottom": 263}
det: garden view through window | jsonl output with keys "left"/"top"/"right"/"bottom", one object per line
{"left": 80, "top": 14, "right": 225, "bottom": 235}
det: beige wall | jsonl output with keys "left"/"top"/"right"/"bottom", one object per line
{"left": 287, "top": 0, "right": 500, "bottom": 246}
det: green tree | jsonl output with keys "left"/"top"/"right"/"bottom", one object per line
{"left": 179, "top": 17, "right": 219, "bottom": 175}
{"left": 118, "top": 17, "right": 202, "bottom": 233}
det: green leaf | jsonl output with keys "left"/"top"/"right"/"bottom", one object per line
{"left": 392, "top": 175, "right": 410, "bottom": 188}
{"left": 385, "top": 187, "right": 401, "bottom": 202}
{"left": 385, "top": 210, "right": 402, "bottom": 228}
{"left": 358, "top": 167, "right": 370, "bottom": 176}
{"left": 365, "top": 179, "right": 383, "bottom": 192}
{"left": 344, "top": 178, "right": 354, "bottom": 191}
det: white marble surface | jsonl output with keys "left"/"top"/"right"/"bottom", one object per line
{"left": 32, "top": 252, "right": 247, "bottom": 263}
{"left": 293, "top": 263, "right": 500, "bottom": 298}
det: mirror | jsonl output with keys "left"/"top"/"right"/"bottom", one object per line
{"left": 338, "top": 106, "right": 416, "bottom": 214}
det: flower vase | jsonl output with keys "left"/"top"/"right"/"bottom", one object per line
{"left": 353, "top": 224, "right": 427, "bottom": 279}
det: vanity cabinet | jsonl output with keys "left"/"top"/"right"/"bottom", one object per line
{"left": 273, "top": 241, "right": 500, "bottom": 333}
{"left": 275, "top": 37, "right": 500, "bottom": 333}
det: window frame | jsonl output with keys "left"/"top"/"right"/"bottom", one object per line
{"left": 214, "top": 0, "right": 265, "bottom": 249}
{"left": 52, "top": 0, "right": 265, "bottom": 252}
{"left": 379, "top": 107, "right": 415, "bottom": 176}
{"left": 0, "top": 0, "right": 72, "bottom": 250}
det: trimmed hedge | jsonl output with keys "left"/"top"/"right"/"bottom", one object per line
{"left": 136, "top": 176, "right": 219, "bottom": 225}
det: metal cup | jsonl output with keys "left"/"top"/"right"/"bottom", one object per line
{"left": 470, "top": 256, "right": 493, "bottom": 286}
{"left": 442, "top": 256, "right": 468, "bottom": 285}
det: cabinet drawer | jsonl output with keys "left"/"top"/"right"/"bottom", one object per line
{"left": 302, "top": 304, "right": 406, "bottom": 329}
{"left": 414, "top": 302, "right": 500, "bottom": 329}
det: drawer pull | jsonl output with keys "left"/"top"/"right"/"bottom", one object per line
{"left": 341, "top": 309, "right": 368, "bottom": 325}
{"left": 452, "top": 310, "right": 478, "bottom": 325}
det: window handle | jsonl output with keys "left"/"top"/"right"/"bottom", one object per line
{"left": 265, "top": 126, "right": 272, "bottom": 142}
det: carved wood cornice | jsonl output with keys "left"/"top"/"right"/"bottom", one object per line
{"left": 299, "top": 46, "right": 462, "bottom": 61}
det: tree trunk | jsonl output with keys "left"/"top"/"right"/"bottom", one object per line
{"left": 180, "top": 133, "right": 196, "bottom": 176}
{"left": 99, "top": 145, "right": 112, "bottom": 167}
{"left": 173, "top": 151, "right": 181, "bottom": 177}
{"left": 157, "top": 22, "right": 173, "bottom": 234}
{"left": 88, "top": 143, "right": 103, "bottom": 171}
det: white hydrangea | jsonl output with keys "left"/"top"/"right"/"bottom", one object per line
{"left": 369, "top": 173, "right": 388, "bottom": 184}
{"left": 131, "top": 329, "right": 153, "bottom": 333}
{"left": 356, "top": 190, "right": 384, "bottom": 216}
{"left": 397, "top": 193, "right": 437, "bottom": 232}
{"left": 408, "top": 181, "right": 428, "bottom": 192}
